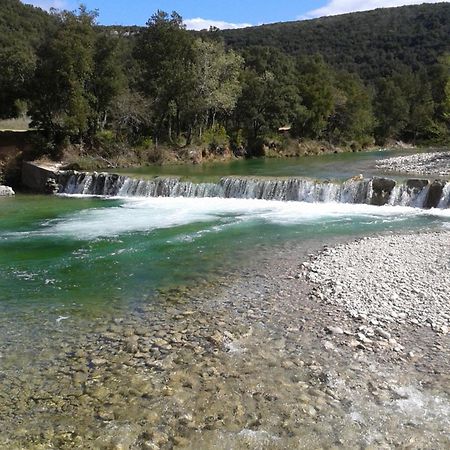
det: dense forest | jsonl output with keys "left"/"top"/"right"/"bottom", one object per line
{"left": 1, "top": 0, "right": 450, "bottom": 168}
{"left": 220, "top": 3, "right": 450, "bottom": 81}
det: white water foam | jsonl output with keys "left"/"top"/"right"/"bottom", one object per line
{"left": 41, "top": 197, "right": 450, "bottom": 240}
{"left": 6, "top": 197, "right": 450, "bottom": 241}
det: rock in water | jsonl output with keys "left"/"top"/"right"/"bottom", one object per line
{"left": 425, "top": 180, "right": 445, "bottom": 208}
{"left": 370, "top": 178, "right": 396, "bottom": 206}
{"left": 406, "top": 178, "right": 429, "bottom": 192}
{"left": 0, "top": 185, "right": 15, "bottom": 196}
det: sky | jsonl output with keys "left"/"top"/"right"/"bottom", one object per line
{"left": 22, "top": 1, "right": 449, "bottom": 29}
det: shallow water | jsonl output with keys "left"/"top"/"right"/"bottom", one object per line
{"left": 1, "top": 193, "right": 449, "bottom": 448}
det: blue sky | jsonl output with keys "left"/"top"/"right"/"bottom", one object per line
{"left": 23, "top": 1, "right": 449, "bottom": 29}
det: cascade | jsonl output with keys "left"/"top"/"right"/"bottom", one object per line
{"left": 57, "top": 171, "right": 450, "bottom": 209}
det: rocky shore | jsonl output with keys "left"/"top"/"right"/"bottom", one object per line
{"left": 0, "top": 231, "right": 449, "bottom": 449}
{"left": 376, "top": 151, "right": 450, "bottom": 177}
{"left": 306, "top": 232, "right": 450, "bottom": 335}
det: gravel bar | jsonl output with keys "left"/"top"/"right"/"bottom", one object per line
{"left": 306, "top": 231, "right": 450, "bottom": 334}
{"left": 376, "top": 151, "right": 450, "bottom": 177}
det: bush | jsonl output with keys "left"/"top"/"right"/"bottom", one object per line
{"left": 201, "top": 125, "right": 229, "bottom": 151}
{"left": 138, "top": 136, "right": 154, "bottom": 149}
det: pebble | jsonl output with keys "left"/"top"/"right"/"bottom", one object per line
{"left": 375, "top": 328, "right": 391, "bottom": 340}
{"left": 325, "top": 326, "right": 344, "bottom": 335}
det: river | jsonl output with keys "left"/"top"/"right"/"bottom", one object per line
{"left": 0, "top": 149, "right": 449, "bottom": 448}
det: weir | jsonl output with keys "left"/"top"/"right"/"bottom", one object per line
{"left": 57, "top": 171, "right": 450, "bottom": 209}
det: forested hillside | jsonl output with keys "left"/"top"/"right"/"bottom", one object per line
{"left": 220, "top": 3, "right": 450, "bottom": 81}
{"left": 1, "top": 1, "right": 450, "bottom": 170}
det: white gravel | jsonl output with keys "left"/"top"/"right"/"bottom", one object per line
{"left": 307, "top": 231, "right": 450, "bottom": 333}
{"left": 376, "top": 151, "right": 450, "bottom": 177}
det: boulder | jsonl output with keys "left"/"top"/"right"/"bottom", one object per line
{"left": 425, "top": 180, "right": 445, "bottom": 208}
{"left": 370, "top": 177, "right": 396, "bottom": 206}
{"left": 406, "top": 178, "right": 428, "bottom": 192}
{"left": 22, "top": 161, "right": 58, "bottom": 193}
{"left": 0, "top": 185, "right": 15, "bottom": 196}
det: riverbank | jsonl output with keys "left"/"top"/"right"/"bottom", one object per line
{"left": 306, "top": 231, "right": 450, "bottom": 334}
{"left": 57, "top": 139, "right": 382, "bottom": 172}
{"left": 1, "top": 228, "right": 448, "bottom": 449}
{"left": 376, "top": 151, "right": 450, "bottom": 177}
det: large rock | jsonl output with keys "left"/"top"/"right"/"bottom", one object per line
{"left": 425, "top": 180, "right": 445, "bottom": 208}
{"left": 406, "top": 178, "right": 429, "bottom": 192}
{"left": 22, "top": 161, "right": 59, "bottom": 193}
{"left": 0, "top": 185, "right": 15, "bottom": 196}
{"left": 370, "top": 177, "right": 396, "bottom": 206}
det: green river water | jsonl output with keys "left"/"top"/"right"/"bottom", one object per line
{"left": 112, "top": 147, "right": 435, "bottom": 181}
{"left": 1, "top": 194, "right": 448, "bottom": 318}
{"left": 1, "top": 150, "right": 449, "bottom": 449}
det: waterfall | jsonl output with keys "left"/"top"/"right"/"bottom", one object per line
{"left": 57, "top": 171, "right": 449, "bottom": 209}
{"left": 438, "top": 182, "right": 450, "bottom": 208}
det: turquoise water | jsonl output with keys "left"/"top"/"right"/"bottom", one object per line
{"left": 112, "top": 147, "right": 439, "bottom": 181}
{"left": 1, "top": 194, "right": 449, "bottom": 319}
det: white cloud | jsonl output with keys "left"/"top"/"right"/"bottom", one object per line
{"left": 184, "top": 17, "right": 252, "bottom": 31}
{"left": 22, "top": 0, "right": 68, "bottom": 11}
{"left": 303, "top": 0, "right": 448, "bottom": 19}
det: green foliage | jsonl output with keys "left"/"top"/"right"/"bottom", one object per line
{"left": 139, "top": 137, "right": 154, "bottom": 149}
{"left": 191, "top": 39, "right": 243, "bottom": 140}
{"left": 327, "top": 73, "right": 375, "bottom": 146}
{"left": 91, "top": 33, "right": 126, "bottom": 133}
{"left": 28, "top": 7, "right": 124, "bottom": 146}
{"left": 220, "top": 3, "right": 450, "bottom": 82}
{"left": 201, "top": 125, "right": 229, "bottom": 150}
{"left": 29, "top": 8, "right": 98, "bottom": 141}
{"left": 0, "top": 0, "right": 54, "bottom": 118}
{"left": 374, "top": 78, "right": 409, "bottom": 142}
{"left": 235, "top": 47, "right": 302, "bottom": 145}
{"left": 94, "top": 129, "right": 115, "bottom": 146}
{"left": 293, "top": 56, "right": 335, "bottom": 139}
{"left": 134, "top": 10, "right": 196, "bottom": 143}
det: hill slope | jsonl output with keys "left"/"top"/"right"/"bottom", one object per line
{"left": 219, "top": 3, "right": 450, "bottom": 79}
{"left": 0, "top": 0, "right": 53, "bottom": 49}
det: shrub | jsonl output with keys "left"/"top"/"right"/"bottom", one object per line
{"left": 202, "top": 125, "right": 229, "bottom": 151}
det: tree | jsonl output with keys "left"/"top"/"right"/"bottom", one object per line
{"left": 0, "top": 0, "right": 55, "bottom": 118}
{"left": 374, "top": 78, "right": 409, "bottom": 143}
{"left": 91, "top": 33, "right": 126, "bottom": 134}
{"left": 0, "top": 44, "right": 35, "bottom": 118}
{"left": 327, "top": 73, "right": 375, "bottom": 146}
{"left": 134, "top": 10, "right": 196, "bottom": 143}
{"left": 110, "top": 89, "right": 154, "bottom": 142}
{"left": 404, "top": 72, "right": 436, "bottom": 142}
{"left": 293, "top": 56, "right": 336, "bottom": 139}
{"left": 235, "top": 47, "right": 303, "bottom": 145}
{"left": 29, "top": 7, "right": 98, "bottom": 143}
{"left": 191, "top": 39, "right": 243, "bottom": 141}
{"left": 429, "top": 54, "right": 450, "bottom": 140}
